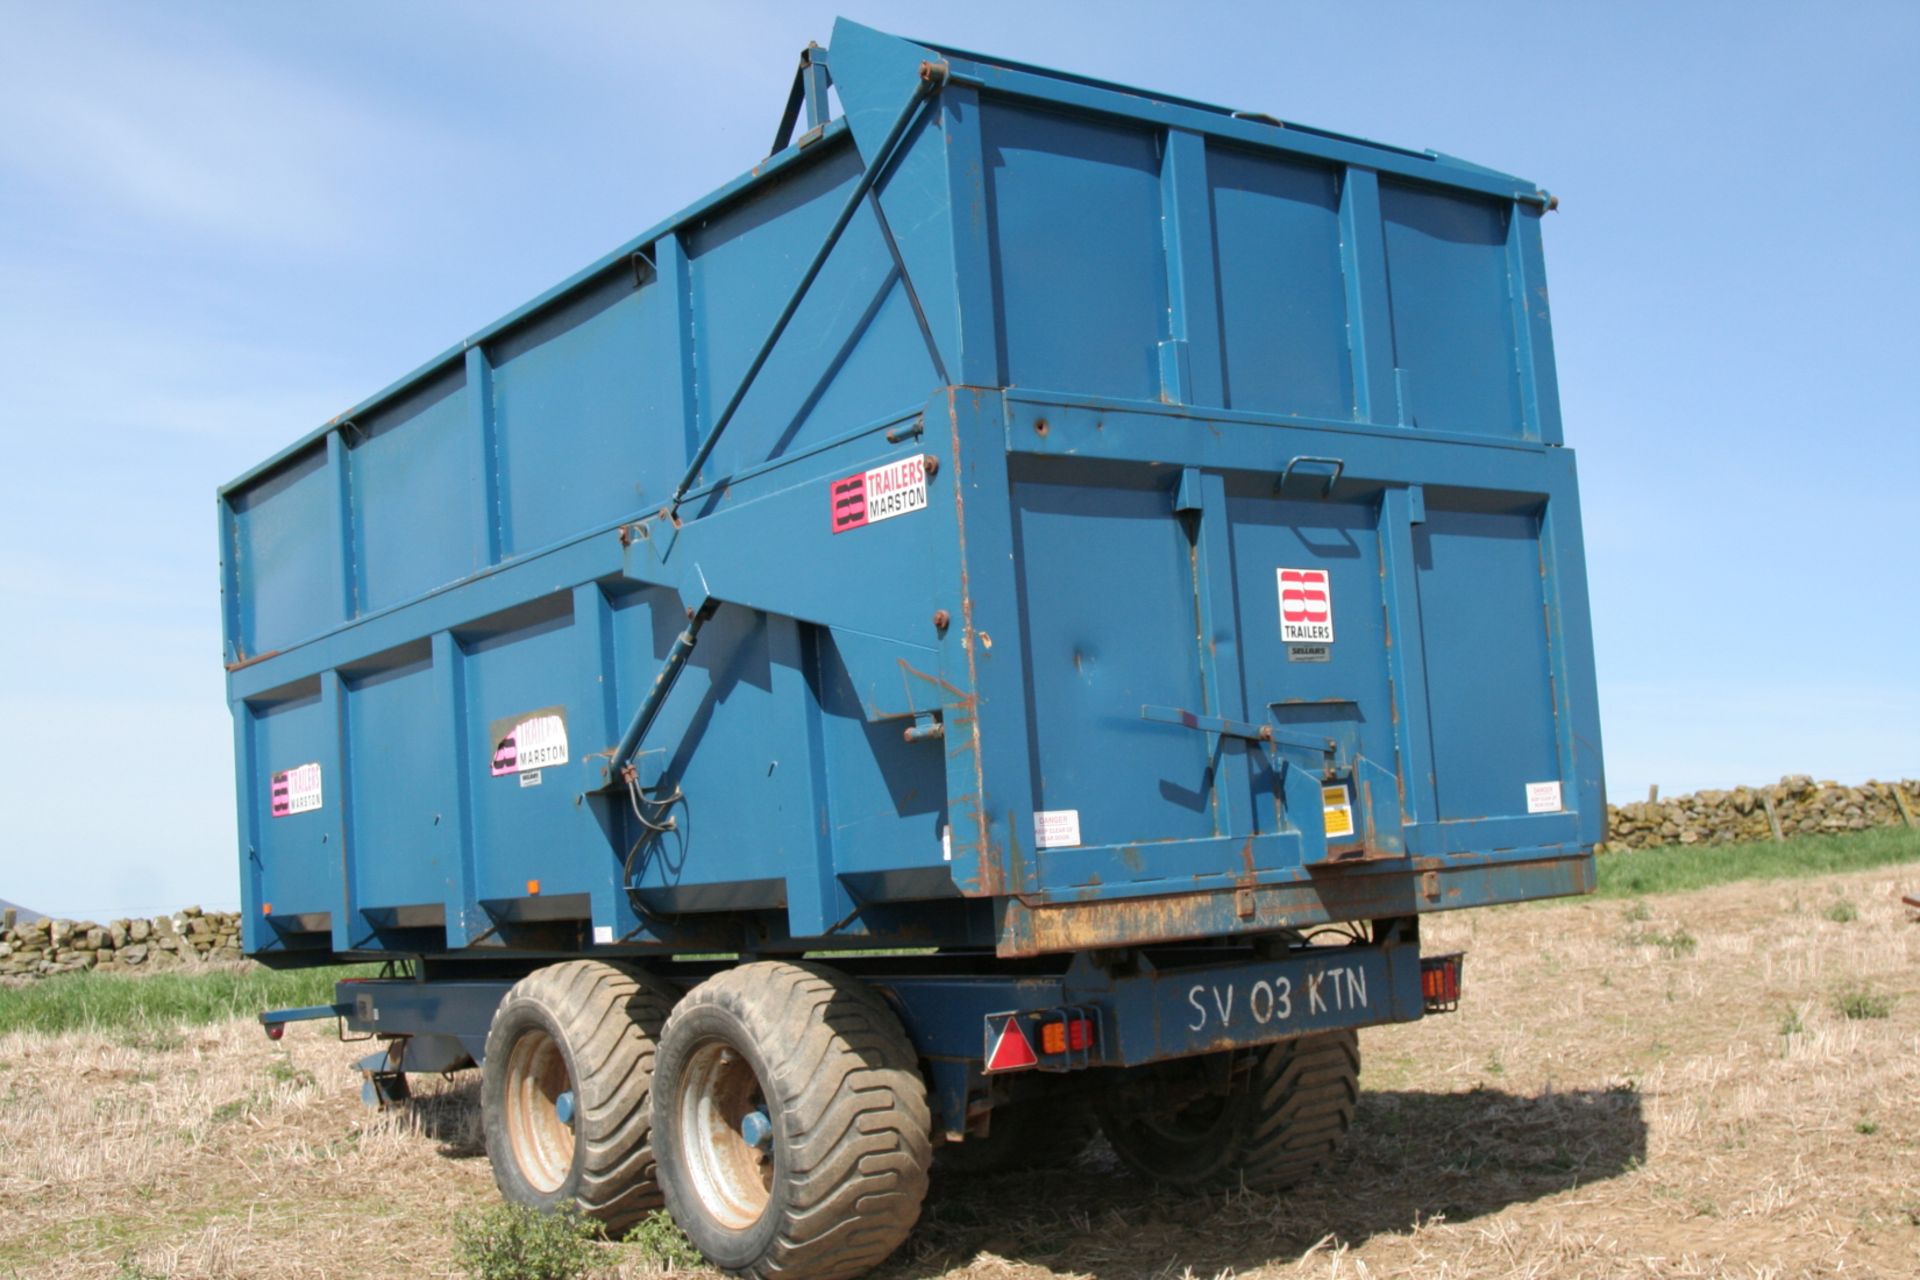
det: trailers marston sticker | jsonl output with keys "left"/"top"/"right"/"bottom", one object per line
{"left": 490, "top": 706, "right": 569, "bottom": 778}
{"left": 269, "top": 762, "right": 322, "bottom": 818}
{"left": 830, "top": 455, "right": 928, "bottom": 533}
{"left": 1278, "top": 568, "right": 1333, "bottom": 643}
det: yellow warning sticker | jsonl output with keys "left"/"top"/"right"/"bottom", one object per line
{"left": 1322, "top": 785, "right": 1355, "bottom": 840}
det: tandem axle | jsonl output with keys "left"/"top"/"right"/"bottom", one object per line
{"left": 262, "top": 922, "right": 1463, "bottom": 1140}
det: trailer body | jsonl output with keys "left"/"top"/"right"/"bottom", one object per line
{"left": 226, "top": 20, "right": 1599, "bottom": 1047}
{"left": 233, "top": 25, "right": 1605, "bottom": 1264}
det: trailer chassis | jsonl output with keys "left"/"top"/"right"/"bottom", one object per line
{"left": 263, "top": 918, "right": 1460, "bottom": 1137}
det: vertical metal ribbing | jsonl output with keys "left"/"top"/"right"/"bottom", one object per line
{"left": 234, "top": 704, "right": 265, "bottom": 952}
{"left": 324, "top": 669, "right": 357, "bottom": 954}
{"left": 936, "top": 84, "right": 1001, "bottom": 389}
{"left": 465, "top": 345, "right": 503, "bottom": 564}
{"left": 656, "top": 233, "right": 703, "bottom": 470}
{"left": 325, "top": 430, "right": 358, "bottom": 621}
{"left": 1189, "top": 470, "right": 1251, "bottom": 838}
{"left": 1377, "top": 486, "right": 1437, "bottom": 837}
{"left": 1338, "top": 166, "right": 1398, "bottom": 426}
{"left": 1158, "top": 129, "right": 1224, "bottom": 407}
{"left": 1507, "top": 203, "right": 1563, "bottom": 445}
{"left": 433, "top": 630, "right": 481, "bottom": 948}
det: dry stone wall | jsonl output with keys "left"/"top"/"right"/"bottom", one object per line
{"left": 0, "top": 906, "right": 242, "bottom": 979}
{"left": 1603, "top": 776, "right": 1919, "bottom": 853}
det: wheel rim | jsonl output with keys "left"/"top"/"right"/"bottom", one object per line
{"left": 677, "top": 1038, "right": 774, "bottom": 1229}
{"left": 504, "top": 1026, "right": 576, "bottom": 1194}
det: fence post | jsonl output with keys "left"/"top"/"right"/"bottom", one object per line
{"left": 1760, "top": 792, "right": 1785, "bottom": 842}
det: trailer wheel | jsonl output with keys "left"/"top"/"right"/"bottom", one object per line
{"left": 481, "top": 960, "right": 678, "bottom": 1234}
{"left": 1096, "top": 1029, "right": 1359, "bottom": 1191}
{"left": 652, "top": 961, "right": 930, "bottom": 1280}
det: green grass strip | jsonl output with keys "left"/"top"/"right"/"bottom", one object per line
{"left": 1595, "top": 824, "right": 1920, "bottom": 899}
{"left": 0, "top": 963, "right": 377, "bottom": 1039}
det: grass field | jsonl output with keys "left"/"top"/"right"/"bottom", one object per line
{"left": 0, "top": 963, "right": 377, "bottom": 1039}
{"left": 1, "top": 831, "right": 1916, "bottom": 1279}
{"left": 1594, "top": 824, "right": 1920, "bottom": 898}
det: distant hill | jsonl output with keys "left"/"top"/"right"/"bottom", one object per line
{"left": 0, "top": 898, "right": 42, "bottom": 924}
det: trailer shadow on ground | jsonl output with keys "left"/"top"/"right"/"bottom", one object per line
{"left": 404, "top": 1076, "right": 486, "bottom": 1159}
{"left": 890, "top": 1084, "right": 1648, "bottom": 1280}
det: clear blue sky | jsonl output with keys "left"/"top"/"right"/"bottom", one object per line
{"left": 1, "top": 2, "right": 1914, "bottom": 919}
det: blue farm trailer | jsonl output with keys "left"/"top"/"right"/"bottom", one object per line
{"left": 227, "top": 20, "right": 1602, "bottom": 1279}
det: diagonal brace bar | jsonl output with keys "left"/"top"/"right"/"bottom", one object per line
{"left": 671, "top": 60, "right": 949, "bottom": 516}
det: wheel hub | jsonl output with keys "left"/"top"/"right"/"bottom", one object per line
{"left": 503, "top": 1027, "right": 577, "bottom": 1194}
{"left": 679, "top": 1042, "right": 775, "bottom": 1229}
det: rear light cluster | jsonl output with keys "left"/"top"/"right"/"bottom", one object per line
{"left": 1039, "top": 1015, "right": 1094, "bottom": 1056}
{"left": 984, "top": 1008, "right": 1098, "bottom": 1074}
{"left": 1420, "top": 953, "right": 1464, "bottom": 1013}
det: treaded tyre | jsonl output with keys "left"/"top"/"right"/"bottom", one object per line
{"left": 1095, "top": 1029, "right": 1359, "bottom": 1191}
{"left": 482, "top": 960, "right": 678, "bottom": 1233}
{"left": 652, "top": 960, "right": 931, "bottom": 1280}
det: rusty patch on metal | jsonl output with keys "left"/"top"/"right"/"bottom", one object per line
{"left": 944, "top": 389, "right": 1000, "bottom": 898}
{"left": 224, "top": 648, "right": 283, "bottom": 673}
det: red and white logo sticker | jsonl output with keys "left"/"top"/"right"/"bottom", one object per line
{"left": 270, "top": 762, "right": 322, "bottom": 818}
{"left": 490, "top": 707, "right": 570, "bottom": 777}
{"left": 1278, "top": 568, "right": 1334, "bottom": 643}
{"left": 830, "top": 455, "right": 928, "bottom": 533}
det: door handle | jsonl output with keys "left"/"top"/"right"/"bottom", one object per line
{"left": 1279, "top": 455, "right": 1343, "bottom": 498}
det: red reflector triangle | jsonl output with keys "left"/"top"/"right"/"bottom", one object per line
{"left": 986, "top": 1018, "right": 1038, "bottom": 1072}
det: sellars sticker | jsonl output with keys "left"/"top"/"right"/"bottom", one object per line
{"left": 1034, "top": 809, "right": 1081, "bottom": 849}
{"left": 490, "top": 706, "right": 569, "bottom": 777}
{"left": 1526, "top": 780, "right": 1564, "bottom": 814}
{"left": 270, "top": 763, "right": 322, "bottom": 818}
{"left": 1288, "top": 644, "right": 1331, "bottom": 663}
{"left": 1278, "top": 568, "right": 1333, "bottom": 643}
{"left": 1321, "top": 784, "right": 1355, "bottom": 840}
{"left": 831, "top": 455, "right": 928, "bottom": 533}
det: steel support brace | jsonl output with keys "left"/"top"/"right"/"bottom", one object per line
{"left": 671, "top": 63, "right": 948, "bottom": 514}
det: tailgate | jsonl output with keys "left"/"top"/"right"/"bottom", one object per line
{"left": 1000, "top": 439, "right": 1598, "bottom": 911}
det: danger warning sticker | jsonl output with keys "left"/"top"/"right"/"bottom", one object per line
{"left": 1526, "top": 780, "right": 1564, "bottom": 814}
{"left": 270, "top": 762, "right": 322, "bottom": 818}
{"left": 830, "top": 455, "right": 928, "bottom": 533}
{"left": 490, "top": 707, "right": 569, "bottom": 778}
{"left": 1278, "top": 568, "right": 1333, "bottom": 643}
{"left": 1034, "top": 809, "right": 1081, "bottom": 849}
